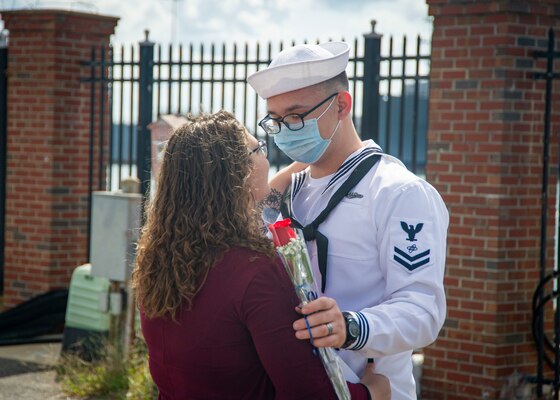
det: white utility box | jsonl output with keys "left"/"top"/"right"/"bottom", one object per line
{"left": 90, "top": 191, "right": 142, "bottom": 282}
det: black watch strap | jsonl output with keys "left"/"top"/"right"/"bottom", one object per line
{"left": 342, "top": 311, "right": 360, "bottom": 349}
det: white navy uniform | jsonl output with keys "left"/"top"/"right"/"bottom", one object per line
{"left": 290, "top": 140, "right": 449, "bottom": 400}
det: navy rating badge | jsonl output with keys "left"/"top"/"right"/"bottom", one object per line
{"left": 390, "top": 218, "right": 433, "bottom": 272}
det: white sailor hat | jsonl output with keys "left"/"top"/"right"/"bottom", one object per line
{"left": 247, "top": 42, "right": 350, "bottom": 99}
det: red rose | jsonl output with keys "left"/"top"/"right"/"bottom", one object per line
{"left": 268, "top": 218, "right": 297, "bottom": 247}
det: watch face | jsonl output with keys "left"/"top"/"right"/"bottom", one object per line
{"left": 348, "top": 320, "right": 360, "bottom": 338}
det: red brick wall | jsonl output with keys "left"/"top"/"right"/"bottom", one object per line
{"left": 423, "top": 1, "right": 560, "bottom": 398}
{"left": 1, "top": 10, "right": 118, "bottom": 307}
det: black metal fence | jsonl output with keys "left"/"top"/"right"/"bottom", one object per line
{"left": 531, "top": 27, "right": 560, "bottom": 399}
{"left": 81, "top": 22, "right": 431, "bottom": 246}
{"left": 0, "top": 43, "right": 7, "bottom": 295}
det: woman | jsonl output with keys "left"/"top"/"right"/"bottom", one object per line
{"left": 133, "top": 111, "right": 389, "bottom": 399}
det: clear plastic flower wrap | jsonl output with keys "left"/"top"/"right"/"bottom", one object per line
{"left": 269, "top": 218, "right": 350, "bottom": 400}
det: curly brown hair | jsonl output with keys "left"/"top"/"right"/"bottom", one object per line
{"left": 132, "top": 111, "right": 274, "bottom": 320}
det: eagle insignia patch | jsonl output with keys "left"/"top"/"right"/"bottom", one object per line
{"left": 391, "top": 218, "right": 433, "bottom": 272}
{"left": 400, "top": 221, "right": 423, "bottom": 241}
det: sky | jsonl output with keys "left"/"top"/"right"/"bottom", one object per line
{"left": 0, "top": 0, "right": 433, "bottom": 176}
{"left": 0, "top": 0, "right": 433, "bottom": 49}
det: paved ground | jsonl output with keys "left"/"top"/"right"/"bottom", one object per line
{"left": 0, "top": 342, "right": 67, "bottom": 400}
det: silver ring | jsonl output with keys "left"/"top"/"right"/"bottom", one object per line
{"left": 326, "top": 322, "right": 334, "bottom": 336}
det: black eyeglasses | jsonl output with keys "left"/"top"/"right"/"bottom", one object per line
{"left": 258, "top": 92, "right": 338, "bottom": 135}
{"left": 249, "top": 139, "right": 267, "bottom": 157}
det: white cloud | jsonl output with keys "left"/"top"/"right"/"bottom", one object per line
{"left": 273, "top": 0, "right": 292, "bottom": 10}
{"left": 185, "top": 2, "right": 198, "bottom": 18}
{"left": 246, "top": 0, "right": 263, "bottom": 7}
{"left": 1, "top": 0, "right": 432, "bottom": 47}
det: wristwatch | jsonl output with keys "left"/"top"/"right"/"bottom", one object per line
{"left": 341, "top": 311, "right": 361, "bottom": 349}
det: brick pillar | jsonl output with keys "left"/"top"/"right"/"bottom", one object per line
{"left": 423, "top": 1, "right": 560, "bottom": 398}
{"left": 1, "top": 10, "right": 118, "bottom": 307}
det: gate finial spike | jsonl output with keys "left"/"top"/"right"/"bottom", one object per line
{"left": 144, "top": 29, "right": 150, "bottom": 42}
{"left": 364, "top": 19, "right": 382, "bottom": 39}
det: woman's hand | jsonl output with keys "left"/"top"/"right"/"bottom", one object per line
{"left": 361, "top": 362, "right": 391, "bottom": 400}
{"left": 292, "top": 296, "right": 346, "bottom": 348}
{"left": 269, "top": 161, "right": 308, "bottom": 193}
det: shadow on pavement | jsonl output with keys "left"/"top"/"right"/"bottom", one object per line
{"left": 0, "top": 356, "right": 53, "bottom": 378}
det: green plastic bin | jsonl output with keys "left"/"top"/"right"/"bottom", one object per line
{"left": 62, "top": 264, "right": 111, "bottom": 360}
{"left": 65, "top": 263, "right": 110, "bottom": 332}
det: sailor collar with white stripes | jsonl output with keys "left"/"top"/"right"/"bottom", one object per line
{"left": 292, "top": 145, "right": 383, "bottom": 197}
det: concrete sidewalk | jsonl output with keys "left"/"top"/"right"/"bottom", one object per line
{"left": 0, "top": 341, "right": 67, "bottom": 400}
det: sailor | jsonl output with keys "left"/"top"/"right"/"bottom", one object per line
{"left": 248, "top": 41, "right": 449, "bottom": 399}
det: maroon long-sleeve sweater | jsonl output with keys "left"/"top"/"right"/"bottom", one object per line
{"left": 140, "top": 247, "right": 369, "bottom": 400}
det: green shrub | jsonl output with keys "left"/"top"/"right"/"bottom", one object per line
{"left": 56, "top": 338, "right": 157, "bottom": 400}
{"left": 126, "top": 338, "right": 159, "bottom": 400}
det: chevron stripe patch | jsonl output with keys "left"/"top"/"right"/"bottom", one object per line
{"left": 390, "top": 217, "right": 434, "bottom": 273}
{"left": 393, "top": 247, "right": 431, "bottom": 271}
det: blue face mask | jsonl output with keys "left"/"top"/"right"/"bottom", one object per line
{"left": 273, "top": 97, "right": 341, "bottom": 164}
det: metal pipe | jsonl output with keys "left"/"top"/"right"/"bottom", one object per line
{"left": 128, "top": 45, "right": 135, "bottom": 177}
{"left": 107, "top": 46, "right": 114, "bottom": 191}
{"left": 87, "top": 47, "right": 96, "bottom": 261}
{"left": 99, "top": 46, "right": 106, "bottom": 191}
{"left": 118, "top": 45, "right": 125, "bottom": 189}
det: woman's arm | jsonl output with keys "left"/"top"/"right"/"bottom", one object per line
{"left": 241, "top": 257, "right": 370, "bottom": 400}
{"left": 269, "top": 161, "right": 308, "bottom": 194}
{"left": 257, "top": 162, "right": 308, "bottom": 231}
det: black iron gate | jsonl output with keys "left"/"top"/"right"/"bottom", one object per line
{"left": 81, "top": 21, "right": 431, "bottom": 251}
{"left": 531, "top": 27, "right": 560, "bottom": 399}
{"left": 0, "top": 39, "right": 7, "bottom": 295}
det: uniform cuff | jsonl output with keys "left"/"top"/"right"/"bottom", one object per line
{"left": 346, "top": 311, "right": 370, "bottom": 351}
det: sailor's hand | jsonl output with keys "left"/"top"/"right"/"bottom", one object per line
{"left": 293, "top": 296, "right": 345, "bottom": 348}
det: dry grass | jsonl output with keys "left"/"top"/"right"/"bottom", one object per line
{"left": 56, "top": 338, "right": 157, "bottom": 400}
